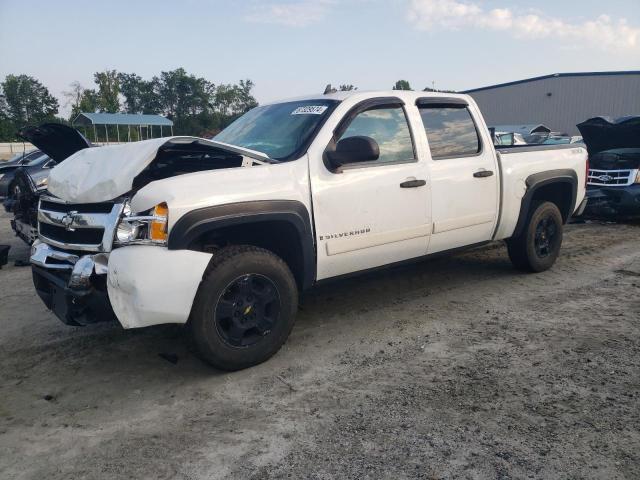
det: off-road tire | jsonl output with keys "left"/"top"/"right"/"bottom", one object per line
{"left": 189, "top": 245, "right": 298, "bottom": 371}
{"left": 507, "top": 201, "right": 564, "bottom": 273}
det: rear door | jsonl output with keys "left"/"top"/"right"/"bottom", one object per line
{"left": 416, "top": 98, "right": 499, "bottom": 253}
{"left": 310, "top": 98, "right": 431, "bottom": 280}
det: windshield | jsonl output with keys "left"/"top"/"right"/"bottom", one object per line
{"left": 214, "top": 99, "right": 339, "bottom": 160}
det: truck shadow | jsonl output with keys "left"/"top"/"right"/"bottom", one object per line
{"left": 299, "top": 243, "right": 514, "bottom": 319}
{"left": 3, "top": 243, "right": 517, "bottom": 392}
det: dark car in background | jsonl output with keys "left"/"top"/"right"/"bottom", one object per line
{"left": 1, "top": 152, "right": 53, "bottom": 199}
{"left": 578, "top": 116, "right": 640, "bottom": 219}
{"left": 2, "top": 149, "right": 43, "bottom": 168}
{"left": 0, "top": 149, "right": 48, "bottom": 198}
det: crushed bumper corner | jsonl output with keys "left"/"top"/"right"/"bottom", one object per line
{"left": 585, "top": 185, "right": 640, "bottom": 218}
{"left": 32, "top": 265, "right": 117, "bottom": 326}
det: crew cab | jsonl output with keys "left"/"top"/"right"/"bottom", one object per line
{"left": 26, "top": 91, "right": 588, "bottom": 370}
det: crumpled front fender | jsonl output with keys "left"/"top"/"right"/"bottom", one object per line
{"left": 107, "top": 246, "right": 212, "bottom": 329}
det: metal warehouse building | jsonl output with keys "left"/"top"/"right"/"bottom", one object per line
{"left": 464, "top": 71, "right": 640, "bottom": 136}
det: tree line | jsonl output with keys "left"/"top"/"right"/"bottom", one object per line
{"left": 0, "top": 69, "right": 258, "bottom": 142}
{"left": 0, "top": 73, "right": 450, "bottom": 142}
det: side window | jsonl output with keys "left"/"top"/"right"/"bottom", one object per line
{"left": 419, "top": 107, "right": 481, "bottom": 159}
{"left": 339, "top": 106, "right": 415, "bottom": 164}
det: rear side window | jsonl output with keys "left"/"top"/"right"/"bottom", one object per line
{"left": 419, "top": 107, "right": 481, "bottom": 159}
{"left": 339, "top": 106, "right": 415, "bottom": 164}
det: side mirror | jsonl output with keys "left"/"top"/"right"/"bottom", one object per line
{"left": 327, "top": 136, "right": 379, "bottom": 166}
{"left": 43, "top": 160, "right": 57, "bottom": 169}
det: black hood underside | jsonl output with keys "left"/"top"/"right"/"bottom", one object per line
{"left": 18, "top": 123, "right": 92, "bottom": 163}
{"left": 577, "top": 116, "right": 640, "bottom": 155}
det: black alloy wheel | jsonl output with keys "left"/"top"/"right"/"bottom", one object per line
{"left": 215, "top": 274, "right": 281, "bottom": 348}
{"left": 534, "top": 214, "right": 559, "bottom": 258}
{"left": 507, "top": 201, "right": 564, "bottom": 273}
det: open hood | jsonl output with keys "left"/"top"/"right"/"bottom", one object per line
{"left": 18, "top": 123, "right": 92, "bottom": 163}
{"left": 47, "top": 136, "right": 270, "bottom": 203}
{"left": 577, "top": 116, "right": 640, "bottom": 155}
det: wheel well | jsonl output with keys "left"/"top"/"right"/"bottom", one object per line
{"left": 529, "top": 182, "right": 573, "bottom": 222}
{"left": 187, "top": 220, "right": 307, "bottom": 289}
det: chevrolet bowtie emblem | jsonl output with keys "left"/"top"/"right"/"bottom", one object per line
{"left": 61, "top": 211, "right": 79, "bottom": 231}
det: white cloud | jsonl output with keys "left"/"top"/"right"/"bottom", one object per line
{"left": 407, "top": 0, "right": 639, "bottom": 51}
{"left": 244, "top": 1, "right": 335, "bottom": 27}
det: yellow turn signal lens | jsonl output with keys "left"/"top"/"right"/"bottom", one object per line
{"left": 150, "top": 203, "right": 168, "bottom": 241}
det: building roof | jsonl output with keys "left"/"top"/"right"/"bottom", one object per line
{"left": 73, "top": 112, "right": 173, "bottom": 127}
{"left": 464, "top": 71, "right": 640, "bottom": 94}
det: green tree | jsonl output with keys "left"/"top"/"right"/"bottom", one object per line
{"left": 339, "top": 84, "right": 357, "bottom": 91}
{"left": 392, "top": 80, "right": 412, "bottom": 91}
{"left": 214, "top": 79, "right": 258, "bottom": 117}
{"left": 79, "top": 89, "right": 99, "bottom": 114}
{"left": 64, "top": 81, "right": 100, "bottom": 120}
{"left": 155, "top": 68, "right": 213, "bottom": 119}
{"left": 118, "top": 73, "right": 161, "bottom": 114}
{"left": 93, "top": 70, "right": 120, "bottom": 112}
{"left": 0, "top": 74, "right": 59, "bottom": 127}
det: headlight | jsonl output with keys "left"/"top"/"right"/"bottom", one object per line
{"left": 635, "top": 170, "right": 640, "bottom": 184}
{"left": 0, "top": 173, "right": 4, "bottom": 181}
{"left": 35, "top": 176, "right": 48, "bottom": 190}
{"left": 115, "top": 202, "right": 168, "bottom": 246}
{"left": 116, "top": 220, "right": 140, "bottom": 243}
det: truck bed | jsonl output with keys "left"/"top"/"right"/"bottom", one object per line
{"left": 493, "top": 143, "right": 587, "bottom": 240}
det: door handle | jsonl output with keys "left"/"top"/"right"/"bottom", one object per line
{"left": 400, "top": 179, "right": 427, "bottom": 188}
{"left": 473, "top": 169, "right": 494, "bottom": 178}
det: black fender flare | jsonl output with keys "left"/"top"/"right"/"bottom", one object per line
{"left": 512, "top": 169, "right": 578, "bottom": 238}
{"left": 168, "top": 200, "right": 316, "bottom": 289}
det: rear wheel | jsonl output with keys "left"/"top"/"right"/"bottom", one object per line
{"left": 507, "top": 201, "right": 563, "bottom": 272}
{"left": 189, "top": 245, "right": 298, "bottom": 371}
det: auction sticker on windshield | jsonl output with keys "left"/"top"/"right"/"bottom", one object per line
{"left": 291, "top": 105, "right": 329, "bottom": 115}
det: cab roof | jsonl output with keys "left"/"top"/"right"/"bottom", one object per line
{"left": 263, "top": 90, "right": 471, "bottom": 106}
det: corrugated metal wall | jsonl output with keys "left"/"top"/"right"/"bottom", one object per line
{"left": 466, "top": 73, "right": 640, "bottom": 135}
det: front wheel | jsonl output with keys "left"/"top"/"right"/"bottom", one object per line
{"left": 507, "top": 201, "right": 564, "bottom": 272}
{"left": 189, "top": 245, "right": 298, "bottom": 371}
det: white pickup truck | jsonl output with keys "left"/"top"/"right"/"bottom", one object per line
{"left": 27, "top": 91, "right": 588, "bottom": 370}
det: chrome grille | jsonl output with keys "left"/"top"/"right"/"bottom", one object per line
{"left": 37, "top": 196, "right": 124, "bottom": 252}
{"left": 587, "top": 169, "right": 636, "bottom": 186}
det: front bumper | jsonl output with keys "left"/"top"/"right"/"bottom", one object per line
{"left": 585, "top": 184, "right": 640, "bottom": 218}
{"left": 32, "top": 265, "right": 116, "bottom": 326}
{"left": 30, "top": 242, "right": 212, "bottom": 329}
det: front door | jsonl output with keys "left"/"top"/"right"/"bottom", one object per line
{"left": 310, "top": 100, "right": 431, "bottom": 280}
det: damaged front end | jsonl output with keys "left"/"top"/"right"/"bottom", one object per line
{"left": 31, "top": 241, "right": 115, "bottom": 326}
{"left": 29, "top": 135, "right": 267, "bottom": 327}
{"left": 578, "top": 117, "right": 640, "bottom": 219}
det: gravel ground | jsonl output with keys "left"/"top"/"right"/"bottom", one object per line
{"left": 0, "top": 210, "right": 638, "bottom": 479}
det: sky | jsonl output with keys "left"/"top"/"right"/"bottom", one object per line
{"left": 1, "top": 0, "right": 639, "bottom": 116}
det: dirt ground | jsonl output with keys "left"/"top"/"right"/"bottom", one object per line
{"left": 0, "top": 210, "right": 638, "bottom": 480}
